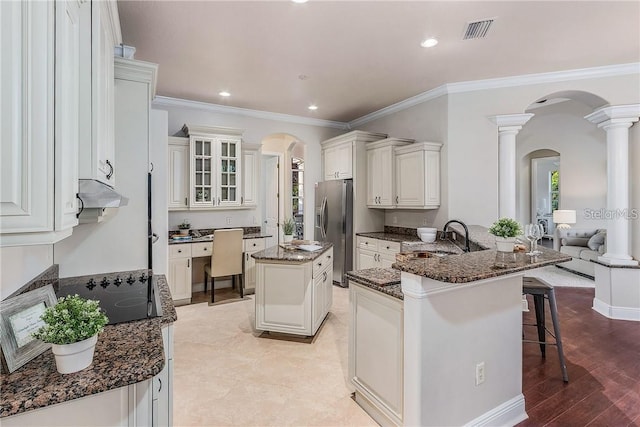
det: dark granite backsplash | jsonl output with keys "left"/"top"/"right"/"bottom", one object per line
{"left": 168, "top": 226, "right": 262, "bottom": 239}
{"left": 383, "top": 226, "right": 418, "bottom": 236}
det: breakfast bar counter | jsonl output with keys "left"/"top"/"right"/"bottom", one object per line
{"left": 1, "top": 275, "right": 177, "bottom": 424}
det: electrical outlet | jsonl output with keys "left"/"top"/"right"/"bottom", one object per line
{"left": 226, "top": 217, "right": 231, "bottom": 225}
{"left": 392, "top": 216, "right": 398, "bottom": 224}
{"left": 475, "top": 362, "right": 485, "bottom": 386}
{"left": 422, "top": 218, "right": 429, "bottom": 226}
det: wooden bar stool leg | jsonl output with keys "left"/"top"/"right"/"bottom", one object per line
{"left": 548, "top": 289, "right": 569, "bottom": 382}
{"left": 211, "top": 277, "right": 215, "bottom": 303}
{"left": 239, "top": 274, "right": 244, "bottom": 299}
{"left": 533, "top": 294, "right": 546, "bottom": 357}
{"left": 204, "top": 271, "right": 208, "bottom": 294}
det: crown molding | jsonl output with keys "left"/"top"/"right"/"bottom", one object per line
{"left": 152, "top": 96, "right": 350, "bottom": 130}
{"left": 349, "top": 85, "right": 448, "bottom": 128}
{"left": 446, "top": 62, "right": 640, "bottom": 94}
{"left": 114, "top": 58, "right": 158, "bottom": 100}
{"left": 349, "top": 62, "right": 640, "bottom": 128}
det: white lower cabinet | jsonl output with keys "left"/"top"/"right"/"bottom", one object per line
{"left": 255, "top": 248, "right": 333, "bottom": 336}
{"left": 168, "top": 244, "right": 192, "bottom": 303}
{"left": 349, "top": 281, "right": 403, "bottom": 427}
{"left": 243, "top": 238, "right": 266, "bottom": 292}
{"left": 355, "top": 236, "right": 400, "bottom": 270}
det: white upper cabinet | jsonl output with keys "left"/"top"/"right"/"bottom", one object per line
{"left": 0, "top": 0, "right": 85, "bottom": 246}
{"left": 394, "top": 142, "right": 442, "bottom": 209}
{"left": 366, "top": 138, "right": 413, "bottom": 209}
{"left": 242, "top": 145, "right": 260, "bottom": 207}
{"left": 167, "top": 137, "right": 189, "bottom": 210}
{"left": 78, "top": 0, "right": 121, "bottom": 186}
{"left": 182, "top": 124, "right": 243, "bottom": 209}
{"left": 321, "top": 131, "right": 387, "bottom": 182}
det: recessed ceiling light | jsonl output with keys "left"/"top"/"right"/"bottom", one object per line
{"left": 219, "top": 91, "right": 231, "bottom": 97}
{"left": 308, "top": 105, "right": 318, "bottom": 111}
{"left": 421, "top": 37, "right": 439, "bottom": 48}
{"left": 292, "top": 0, "right": 308, "bottom": 3}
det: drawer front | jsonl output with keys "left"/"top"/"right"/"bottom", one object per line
{"left": 378, "top": 240, "right": 401, "bottom": 256}
{"left": 357, "top": 236, "right": 379, "bottom": 251}
{"left": 191, "top": 242, "right": 213, "bottom": 257}
{"left": 169, "top": 244, "right": 192, "bottom": 259}
{"left": 244, "top": 238, "right": 266, "bottom": 253}
{"left": 313, "top": 248, "right": 333, "bottom": 276}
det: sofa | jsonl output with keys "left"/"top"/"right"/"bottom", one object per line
{"left": 553, "top": 228, "right": 606, "bottom": 278}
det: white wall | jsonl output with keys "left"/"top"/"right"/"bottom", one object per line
{"left": 0, "top": 245, "right": 53, "bottom": 299}
{"left": 155, "top": 100, "right": 343, "bottom": 240}
{"left": 517, "top": 101, "right": 607, "bottom": 229}
{"left": 355, "top": 95, "right": 449, "bottom": 228}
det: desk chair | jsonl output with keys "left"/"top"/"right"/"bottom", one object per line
{"left": 204, "top": 228, "right": 244, "bottom": 303}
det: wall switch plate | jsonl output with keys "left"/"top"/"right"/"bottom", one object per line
{"left": 226, "top": 217, "right": 231, "bottom": 225}
{"left": 475, "top": 362, "right": 485, "bottom": 385}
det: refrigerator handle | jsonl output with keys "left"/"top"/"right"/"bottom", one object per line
{"left": 322, "top": 196, "right": 328, "bottom": 238}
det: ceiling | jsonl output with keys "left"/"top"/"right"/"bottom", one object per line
{"left": 118, "top": 1, "right": 640, "bottom": 123}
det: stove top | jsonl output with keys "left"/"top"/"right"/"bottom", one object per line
{"left": 57, "top": 273, "right": 163, "bottom": 325}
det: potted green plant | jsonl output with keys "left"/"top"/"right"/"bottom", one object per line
{"left": 32, "top": 295, "right": 108, "bottom": 374}
{"left": 282, "top": 218, "right": 295, "bottom": 243}
{"left": 178, "top": 219, "right": 191, "bottom": 236}
{"left": 488, "top": 217, "right": 522, "bottom": 252}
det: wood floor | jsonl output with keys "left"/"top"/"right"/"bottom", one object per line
{"left": 519, "top": 287, "right": 640, "bottom": 427}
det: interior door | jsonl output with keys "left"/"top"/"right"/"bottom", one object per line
{"left": 264, "top": 155, "right": 279, "bottom": 247}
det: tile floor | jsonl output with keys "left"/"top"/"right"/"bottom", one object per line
{"left": 173, "top": 286, "right": 377, "bottom": 426}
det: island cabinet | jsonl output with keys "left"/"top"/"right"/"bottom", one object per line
{"left": 366, "top": 138, "right": 414, "bottom": 209}
{"left": 243, "top": 237, "right": 266, "bottom": 293}
{"left": 394, "top": 142, "right": 442, "bottom": 209}
{"left": 356, "top": 236, "right": 401, "bottom": 270}
{"left": 254, "top": 245, "right": 333, "bottom": 336}
{"left": 349, "top": 280, "right": 404, "bottom": 427}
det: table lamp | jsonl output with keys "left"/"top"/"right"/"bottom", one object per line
{"left": 553, "top": 210, "right": 576, "bottom": 229}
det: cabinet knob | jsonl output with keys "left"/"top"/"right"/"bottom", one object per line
{"left": 386, "top": 246, "right": 390, "bottom": 250}
{"left": 178, "top": 249, "right": 182, "bottom": 253}
{"left": 204, "top": 247, "right": 208, "bottom": 251}
{"left": 253, "top": 243, "right": 256, "bottom": 247}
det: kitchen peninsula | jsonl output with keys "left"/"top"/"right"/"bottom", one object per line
{"left": 253, "top": 242, "right": 333, "bottom": 337}
{"left": 347, "top": 226, "right": 571, "bottom": 427}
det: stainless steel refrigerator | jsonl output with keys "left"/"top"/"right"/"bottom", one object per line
{"left": 314, "top": 179, "right": 353, "bottom": 287}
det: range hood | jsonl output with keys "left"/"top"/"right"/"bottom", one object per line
{"left": 77, "top": 179, "right": 129, "bottom": 223}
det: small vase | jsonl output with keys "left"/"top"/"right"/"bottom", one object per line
{"left": 179, "top": 228, "right": 190, "bottom": 236}
{"left": 495, "top": 236, "right": 516, "bottom": 252}
{"left": 51, "top": 335, "right": 98, "bottom": 374}
{"left": 283, "top": 234, "right": 293, "bottom": 243}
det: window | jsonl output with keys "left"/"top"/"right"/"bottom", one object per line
{"left": 550, "top": 170, "right": 559, "bottom": 212}
{"left": 292, "top": 158, "right": 304, "bottom": 239}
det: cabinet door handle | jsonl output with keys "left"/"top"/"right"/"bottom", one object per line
{"left": 396, "top": 196, "right": 399, "bottom": 203}
{"left": 185, "top": 197, "right": 188, "bottom": 206}
{"left": 241, "top": 196, "right": 244, "bottom": 204}
{"left": 187, "top": 259, "right": 190, "bottom": 268}
{"left": 158, "top": 378, "right": 162, "bottom": 393}
{"left": 246, "top": 253, "right": 249, "bottom": 261}
{"left": 106, "top": 160, "right": 114, "bottom": 180}
{"left": 323, "top": 271, "right": 327, "bottom": 282}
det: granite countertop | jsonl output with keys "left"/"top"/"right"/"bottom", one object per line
{"left": 346, "top": 268, "right": 403, "bottom": 300}
{"left": 0, "top": 275, "right": 177, "bottom": 418}
{"left": 356, "top": 231, "right": 421, "bottom": 243}
{"left": 169, "top": 230, "right": 271, "bottom": 244}
{"left": 394, "top": 246, "right": 571, "bottom": 283}
{"left": 252, "top": 242, "right": 333, "bottom": 263}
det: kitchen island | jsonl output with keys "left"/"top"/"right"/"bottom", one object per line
{"left": 252, "top": 242, "right": 333, "bottom": 337}
{"left": 0, "top": 274, "right": 177, "bottom": 427}
{"left": 347, "top": 227, "right": 571, "bottom": 427}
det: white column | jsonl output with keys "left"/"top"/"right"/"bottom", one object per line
{"left": 489, "top": 114, "right": 534, "bottom": 219}
{"left": 585, "top": 104, "right": 640, "bottom": 266}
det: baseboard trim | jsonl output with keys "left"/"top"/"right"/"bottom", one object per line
{"left": 555, "top": 264, "right": 595, "bottom": 280}
{"left": 463, "top": 394, "right": 528, "bottom": 427}
{"left": 592, "top": 298, "right": 640, "bottom": 321}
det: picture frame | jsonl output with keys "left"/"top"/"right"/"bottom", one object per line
{"left": 0, "top": 285, "right": 58, "bottom": 373}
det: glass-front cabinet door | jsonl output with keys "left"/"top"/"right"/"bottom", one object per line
{"left": 217, "top": 138, "right": 241, "bottom": 206}
{"left": 191, "top": 137, "right": 214, "bottom": 207}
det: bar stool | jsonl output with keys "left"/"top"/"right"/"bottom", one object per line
{"left": 522, "top": 277, "right": 569, "bottom": 382}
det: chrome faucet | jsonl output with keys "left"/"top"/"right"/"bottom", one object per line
{"left": 442, "top": 220, "right": 471, "bottom": 253}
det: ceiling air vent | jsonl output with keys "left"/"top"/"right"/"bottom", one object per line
{"left": 463, "top": 19, "right": 494, "bottom": 40}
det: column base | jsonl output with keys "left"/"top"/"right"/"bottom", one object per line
{"left": 593, "top": 263, "right": 640, "bottom": 321}
{"left": 597, "top": 255, "right": 639, "bottom": 267}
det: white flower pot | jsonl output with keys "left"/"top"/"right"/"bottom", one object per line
{"left": 178, "top": 228, "right": 190, "bottom": 236}
{"left": 283, "top": 234, "right": 293, "bottom": 243}
{"left": 51, "top": 335, "right": 98, "bottom": 374}
{"left": 495, "top": 236, "right": 516, "bottom": 252}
